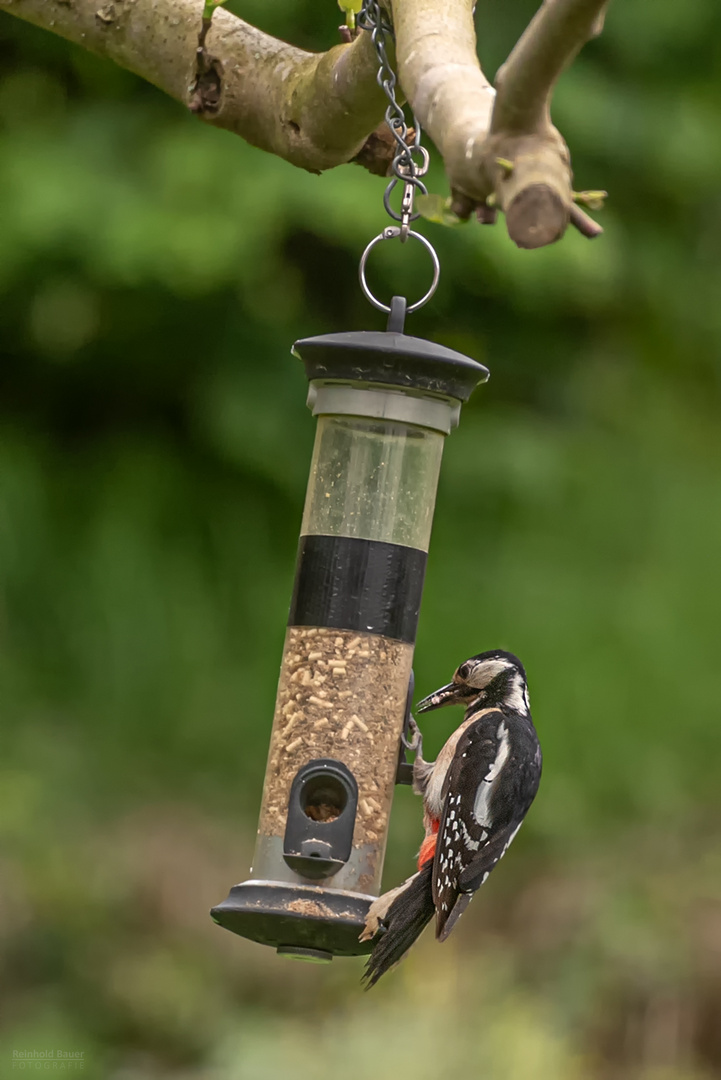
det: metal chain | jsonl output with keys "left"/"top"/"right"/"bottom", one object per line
{"left": 357, "top": 0, "right": 429, "bottom": 240}
{"left": 356, "top": 1, "right": 440, "bottom": 316}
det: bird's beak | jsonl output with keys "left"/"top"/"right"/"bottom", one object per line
{"left": 416, "top": 682, "right": 461, "bottom": 713}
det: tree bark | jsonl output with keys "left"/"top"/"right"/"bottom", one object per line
{"left": 0, "top": 0, "right": 386, "bottom": 171}
{"left": 0, "top": 0, "right": 610, "bottom": 247}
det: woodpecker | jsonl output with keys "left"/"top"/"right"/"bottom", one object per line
{"left": 360, "top": 649, "right": 542, "bottom": 986}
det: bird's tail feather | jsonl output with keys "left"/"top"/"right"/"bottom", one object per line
{"left": 362, "top": 862, "right": 434, "bottom": 988}
{"left": 437, "top": 891, "right": 471, "bottom": 942}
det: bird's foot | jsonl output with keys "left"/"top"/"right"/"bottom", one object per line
{"left": 359, "top": 876, "right": 417, "bottom": 942}
{"left": 403, "top": 716, "right": 423, "bottom": 756}
{"left": 359, "top": 908, "right": 383, "bottom": 943}
{"left": 359, "top": 893, "right": 393, "bottom": 942}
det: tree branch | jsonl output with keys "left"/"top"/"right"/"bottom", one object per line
{"left": 490, "top": 0, "right": 609, "bottom": 247}
{"left": 1, "top": 0, "right": 610, "bottom": 248}
{"left": 570, "top": 203, "right": 604, "bottom": 239}
{"left": 392, "top": 0, "right": 608, "bottom": 248}
{"left": 390, "top": 0, "right": 496, "bottom": 201}
{"left": 0, "top": 0, "right": 386, "bottom": 173}
{"left": 493, "top": 0, "right": 610, "bottom": 135}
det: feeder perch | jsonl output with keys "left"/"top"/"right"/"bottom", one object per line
{"left": 211, "top": 302, "right": 488, "bottom": 961}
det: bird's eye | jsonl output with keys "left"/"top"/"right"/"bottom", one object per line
{"left": 457, "top": 661, "right": 471, "bottom": 681}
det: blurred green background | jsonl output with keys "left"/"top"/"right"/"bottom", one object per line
{"left": 2, "top": 0, "right": 721, "bottom": 1076}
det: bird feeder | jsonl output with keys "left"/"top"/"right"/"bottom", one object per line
{"left": 211, "top": 300, "right": 488, "bottom": 961}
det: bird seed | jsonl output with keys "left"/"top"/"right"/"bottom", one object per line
{"left": 257, "top": 625, "right": 413, "bottom": 886}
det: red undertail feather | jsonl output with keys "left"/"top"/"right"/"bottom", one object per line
{"left": 417, "top": 820, "right": 439, "bottom": 870}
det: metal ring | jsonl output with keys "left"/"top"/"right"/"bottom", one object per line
{"left": 358, "top": 227, "right": 441, "bottom": 314}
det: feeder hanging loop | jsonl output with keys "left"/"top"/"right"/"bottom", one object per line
{"left": 357, "top": 0, "right": 439, "bottom": 307}
{"left": 359, "top": 228, "right": 440, "bottom": 315}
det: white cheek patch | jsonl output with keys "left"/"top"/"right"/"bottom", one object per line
{"left": 472, "top": 721, "right": 510, "bottom": 827}
{"left": 469, "top": 658, "right": 511, "bottom": 688}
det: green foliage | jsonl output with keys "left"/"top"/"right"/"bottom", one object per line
{"left": 573, "top": 190, "right": 608, "bottom": 211}
{"left": 338, "top": 0, "right": 363, "bottom": 31}
{"left": 1, "top": 1, "right": 721, "bottom": 1077}
{"left": 415, "top": 192, "right": 464, "bottom": 227}
{"left": 202, "top": 0, "right": 227, "bottom": 19}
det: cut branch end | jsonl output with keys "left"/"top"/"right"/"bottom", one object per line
{"left": 506, "top": 184, "right": 570, "bottom": 249}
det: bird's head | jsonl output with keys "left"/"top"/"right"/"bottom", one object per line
{"left": 416, "top": 649, "right": 529, "bottom": 716}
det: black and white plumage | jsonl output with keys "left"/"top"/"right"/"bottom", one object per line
{"left": 361, "top": 649, "right": 542, "bottom": 986}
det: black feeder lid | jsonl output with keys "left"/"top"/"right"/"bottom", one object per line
{"left": 292, "top": 329, "right": 489, "bottom": 403}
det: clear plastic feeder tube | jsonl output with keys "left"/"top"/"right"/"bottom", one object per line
{"left": 302, "top": 413, "right": 445, "bottom": 548}
{"left": 253, "top": 408, "right": 445, "bottom": 896}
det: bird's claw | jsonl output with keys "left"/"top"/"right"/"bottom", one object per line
{"left": 359, "top": 916, "right": 379, "bottom": 943}
{"left": 403, "top": 716, "right": 423, "bottom": 754}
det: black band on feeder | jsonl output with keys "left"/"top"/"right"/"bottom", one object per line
{"left": 288, "top": 535, "right": 427, "bottom": 644}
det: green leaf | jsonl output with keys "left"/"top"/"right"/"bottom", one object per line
{"left": 415, "top": 193, "right": 464, "bottom": 227}
{"left": 573, "top": 189, "right": 608, "bottom": 211}
{"left": 496, "top": 157, "right": 515, "bottom": 175}
{"left": 338, "top": 0, "right": 363, "bottom": 29}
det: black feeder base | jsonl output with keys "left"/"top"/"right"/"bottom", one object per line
{"left": 210, "top": 880, "right": 374, "bottom": 961}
